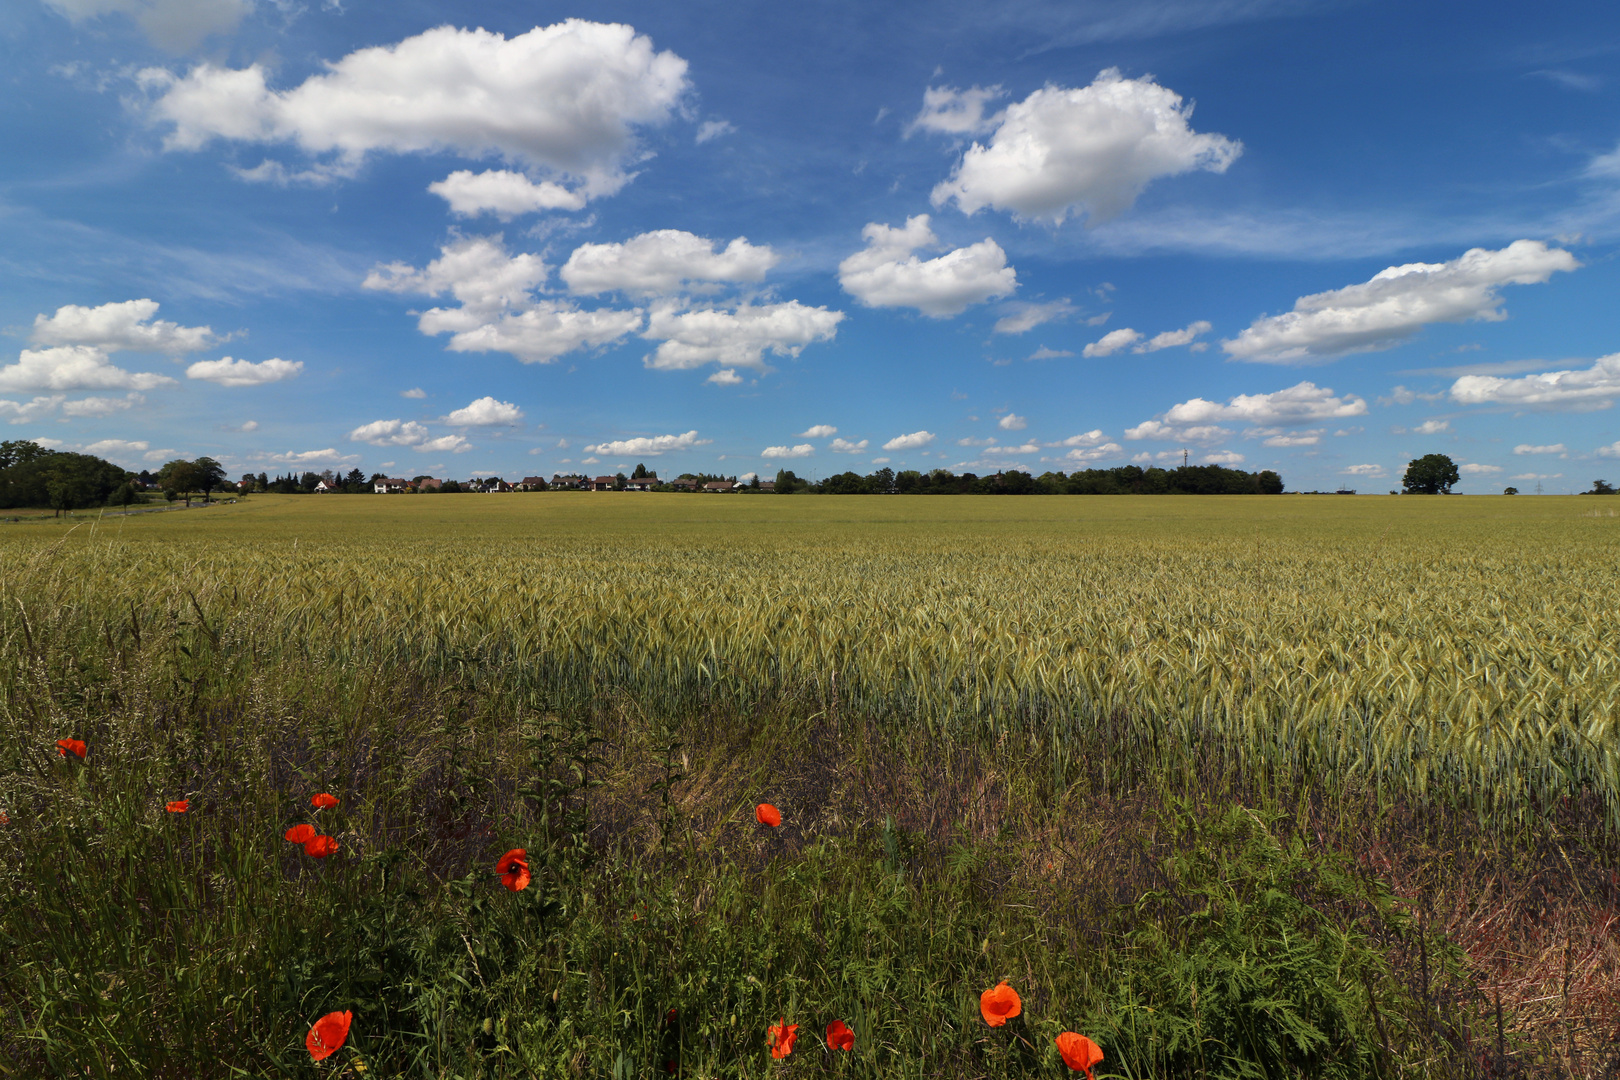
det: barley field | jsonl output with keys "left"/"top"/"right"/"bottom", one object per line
{"left": 1, "top": 494, "right": 1616, "bottom": 1077}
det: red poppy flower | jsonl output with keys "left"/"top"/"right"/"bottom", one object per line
{"left": 1056, "top": 1032, "right": 1104, "bottom": 1077}
{"left": 979, "top": 981, "right": 1021, "bottom": 1027}
{"left": 826, "top": 1019, "right": 854, "bottom": 1051}
{"left": 304, "top": 835, "right": 339, "bottom": 858}
{"left": 0, "top": 812, "right": 9, "bottom": 825}
{"left": 56, "top": 739, "right": 86, "bottom": 759}
{"left": 311, "top": 793, "right": 339, "bottom": 809}
{"left": 305, "top": 1009, "right": 352, "bottom": 1061}
{"left": 166, "top": 800, "right": 189, "bottom": 813}
{"left": 496, "top": 848, "right": 530, "bottom": 892}
{"left": 284, "top": 823, "right": 317, "bottom": 844}
{"left": 755, "top": 803, "right": 782, "bottom": 827}
{"left": 767, "top": 1018, "right": 798, "bottom": 1059}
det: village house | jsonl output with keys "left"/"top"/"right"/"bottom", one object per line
{"left": 551, "top": 473, "right": 586, "bottom": 489}
{"left": 374, "top": 477, "right": 408, "bottom": 494}
{"left": 758, "top": 480, "right": 776, "bottom": 493}
{"left": 313, "top": 479, "right": 340, "bottom": 493}
{"left": 668, "top": 478, "right": 698, "bottom": 491}
{"left": 703, "top": 481, "right": 737, "bottom": 493}
{"left": 625, "top": 474, "right": 657, "bottom": 491}
{"left": 514, "top": 476, "right": 547, "bottom": 491}
{"left": 415, "top": 477, "right": 443, "bottom": 491}
{"left": 585, "top": 476, "right": 616, "bottom": 491}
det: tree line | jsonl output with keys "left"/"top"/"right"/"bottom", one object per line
{"left": 771, "top": 464, "right": 1286, "bottom": 495}
{"left": 0, "top": 440, "right": 233, "bottom": 514}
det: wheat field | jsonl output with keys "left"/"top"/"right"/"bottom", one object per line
{"left": 2, "top": 493, "right": 1615, "bottom": 1077}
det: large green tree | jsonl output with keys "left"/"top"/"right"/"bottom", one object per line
{"left": 1402, "top": 454, "right": 1460, "bottom": 494}
{"left": 0, "top": 442, "right": 130, "bottom": 512}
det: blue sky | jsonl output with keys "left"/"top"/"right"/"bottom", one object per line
{"left": 3, "top": 0, "right": 1619, "bottom": 491}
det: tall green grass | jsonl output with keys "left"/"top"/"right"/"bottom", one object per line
{"left": 0, "top": 495, "right": 1614, "bottom": 1076}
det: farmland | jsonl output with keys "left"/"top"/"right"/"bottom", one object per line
{"left": 2, "top": 494, "right": 1616, "bottom": 1077}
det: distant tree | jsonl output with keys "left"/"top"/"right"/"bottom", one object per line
{"left": 0, "top": 450, "right": 128, "bottom": 511}
{"left": 440, "top": 480, "right": 463, "bottom": 493}
{"left": 773, "top": 469, "right": 808, "bottom": 493}
{"left": 0, "top": 439, "right": 54, "bottom": 470}
{"left": 193, "top": 456, "right": 227, "bottom": 502}
{"left": 868, "top": 467, "right": 896, "bottom": 493}
{"left": 1503, "top": 486, "right": 1519, "bottom": 495}
{"left": 298, "top": 471, "right": 321, "bottom": 493}
{"left": 1587, "top": 479, "right": 1617, "bottom": 495}
{"left": 158, "top": 459, "right": 203, "bottom": 506}
{"left": 632, "top": 462, "right": 650, "bottom": 479}
{"left": 1402, "top": 454, "right": 1460, "bottom": 495}
{"left": 255, "top": 472, "right": 269, "bottom": 490}
{"left": 110, "top": 481, "right": 138, "bottom": 508}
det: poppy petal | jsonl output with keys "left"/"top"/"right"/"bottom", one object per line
{"left": 1056, "top": 1032, "right": 1104, "bottom": 1076}
{"left": 766, "top": 1019, "right": 798, "bottom": 1059}
{"left": 166, "top": 800, "right": 189, "bottom": 813}
{"left": 311, "top": 793, "right": 339, "bottom": 809}
{"left": 304, "top": 834, "right": 339, "bottom": 858}
{"left": 284, "top": 823, "right": 317, "bottom": 844}
{"left": 305, "top": 1009, "right": 353, "bottom": 1061}
{"left": 754, "top": 803, "right": 782, "bottom": 827}
{"left": 826, "top": 1019, "right": 854, "bottom": 1051}
{"left": 979, "top": 981, "right": 1021, "bottom": 1027}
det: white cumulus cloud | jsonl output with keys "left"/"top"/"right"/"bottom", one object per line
{"left": 1134, "top": 320, "right": 1212, "bottom": 353}
{"left": 1450, "top": 353, "right": 1620, "bottom": 410}
{"left": 1128, "top": 381, "right": 1366, "bottom": 441}
{"left": 643, "top": 301, "right": 843, "bottom": 371}
{"left": 907, "top": 84, "right": 1006, "bottom": 137}
{"left": 883, "top": 430, "right": 936, "bottom": 451}
{"left": 930, "top": 69, "right": 1241, "bottom": 224}
{"left": 829, "top": 438, "right": 868, "bottom": 453}
{"left": 44, "top": 0, "right": 250, "bottom": 52}
{"left": 0, "top": 395, "right": 67, "bottom": 423}
{"left": 1223, "top": 241, "right": 1579, "bottom": 363}
{"left": 799, "top": 424, "right": 837, "bottom": 438}
{"left": 444, "top": 396, "right": 524, "bottom": 426}
{"left": 1513, "top": 443, "right": 1567, "bottom": 455}
{"left": 1412, "top": 418, "right": 1450, "bottom": 435}
{"left": 1343, "top": 464, "right": 1385, "bottom": 476}
{"left": 1060, "top": 442, "right": 1123, "bottom": 463}
{"left": 143, "top": 21, "right": 691, "bottom": 197}
{"left": 562, "top": 230, "right": 779, "bottom": 296}
{"left": 31, "top": 299, "right": 218, "bottom": 353}
{"left": 585, "top": 430, "right": 710, "bottom": 456}
{"left": 1204, "top": 451, "right": 1246, "bottom": 465}
{"left": 0, "top": 346, "right": 176, "bottom": 393}
{"left": 1051, "top": 430, "right": 1111, "bottom": 448}
{"left": 63, "top": 393, "right": 144, "bottom": 418}
{"left": 993, "top": 298, "right": 1075, "bottom": 335}
{"left": 1083, "top": 327, "right": 1142, "bottom": 357}
{"left": 364, "top": 235, "right": 641, "bottom": 363}
{"left": 706, "top": 369, "right": 743, "bottom": 386}
{"left": 263, "top": 448, "right": 362, "bottom": 465}
{"left": 429, "top": 170, "right": 588, "bottom": 219}
{"left": 695, "top": 119, "right": 735, "bottom": 143}
{"left": 838, "top": 215, "right": 1016, "bottom": 317}
{"left": 998, "top": 414, "right": 1027, "bottom": 430}
{"left": 348, "top": 420, "right": 467, "bottom": 452}
{"left": 186, "top": 356, "right": 302, "bottom": 386}
{"left": 1460, "top": 463, "right": 1503, "bottom": 475}
{"left": 762, "top": 444, "right": 814, "bottom": 458}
